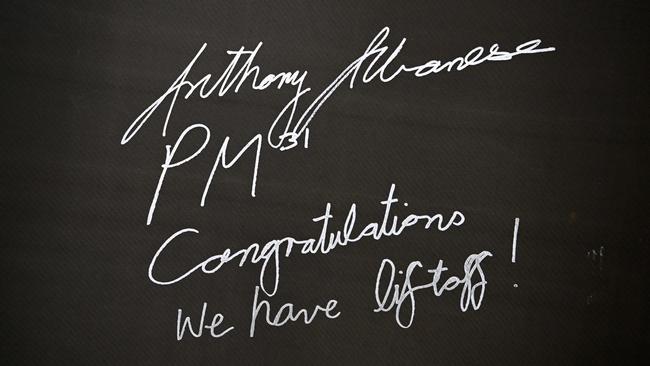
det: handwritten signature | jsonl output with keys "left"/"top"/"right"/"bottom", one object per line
{"left": 121, "top": 27, "right": 555, "bottom": 225}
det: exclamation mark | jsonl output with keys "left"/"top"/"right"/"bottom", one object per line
{"left": 512, "top": 217, "right": 520, "bottom": 287}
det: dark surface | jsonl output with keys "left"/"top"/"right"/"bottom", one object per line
{"left": 2, "top": 1, "right": 648, "bottom": 365}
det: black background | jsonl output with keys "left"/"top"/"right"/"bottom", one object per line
{"left": 3, "top": 1, "right": 649, "bottom": 365}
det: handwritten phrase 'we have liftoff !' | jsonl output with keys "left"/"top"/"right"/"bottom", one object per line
{"left": 120, "top": 27, "right": 554, "bottom": 339}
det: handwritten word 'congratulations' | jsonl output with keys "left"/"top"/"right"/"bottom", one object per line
{"left": 148, "top": 184, "right": 465, "bottom": 297}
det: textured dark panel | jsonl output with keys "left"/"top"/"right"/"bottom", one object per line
{"left": 2, "top": 1, "right": 648, "bottom": 365}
